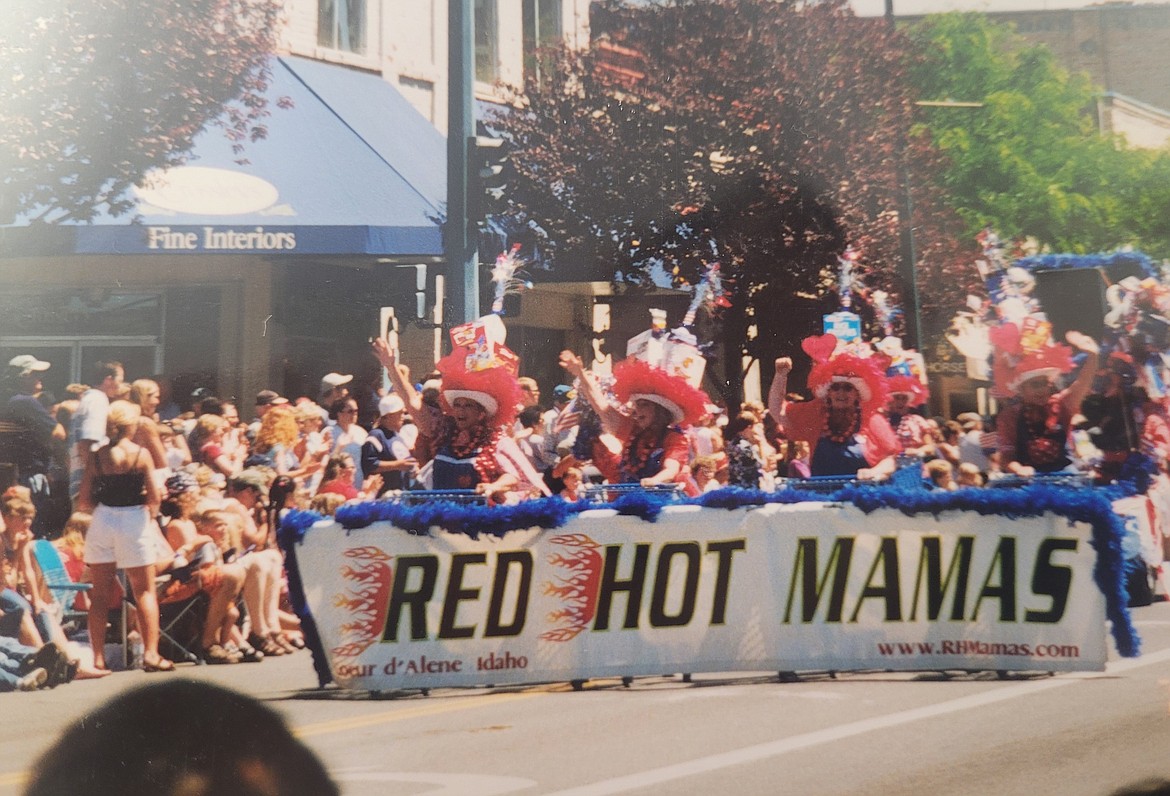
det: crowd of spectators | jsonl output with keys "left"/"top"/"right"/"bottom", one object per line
{"left": 0, "top": 327, "right": 1161, "bottom": 688}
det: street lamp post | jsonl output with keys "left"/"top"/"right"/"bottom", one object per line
{"left": 446, "top": 0, "right": 479, "bottom": 330}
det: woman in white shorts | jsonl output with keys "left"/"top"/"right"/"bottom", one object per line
{"left": 82, "top": 401, "right": 171, "bottom": 672}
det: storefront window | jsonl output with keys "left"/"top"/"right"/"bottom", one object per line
{"left": 0, "top": 290, "right": 162, "bottom": 338}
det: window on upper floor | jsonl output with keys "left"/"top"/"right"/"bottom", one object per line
{"left": 523, "top": 0, "right": 562, "bottom": 86}
{"left": 319, "top": 0, "right": 367, "bottom": 55}
{"left": 475, "top": 0, "right": 499, "bottom": 84}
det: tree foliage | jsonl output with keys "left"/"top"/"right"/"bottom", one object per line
{"left": 905, "top": 12, "right": 1170, "bottom": 257}
{"left": 1, "top": 0, "right": 285, "bottom": 225}
{"left": 493, "top": 0, "right": 971, "bottom": 393}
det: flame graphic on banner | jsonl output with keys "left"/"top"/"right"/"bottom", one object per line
{"left": 541, "top": 533, "right": 603, "bottom": 642}
{"left": 330, "top": 546, "right": 393, "bottom": 659}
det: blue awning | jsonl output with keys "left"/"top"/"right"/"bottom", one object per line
{"left": 1, "top": 56, "right": 446, "bottom": 257}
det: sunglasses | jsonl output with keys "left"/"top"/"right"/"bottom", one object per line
{"left": 828, "top": 383, "right": 856, "bottom": 393}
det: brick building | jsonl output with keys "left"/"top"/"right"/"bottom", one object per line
{"left": 987, "top": 3, "right": 1170, "bottom": 112}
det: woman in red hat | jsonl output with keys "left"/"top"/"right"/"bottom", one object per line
{"left": 883, "top": 375, "right": 936, "bottom": 459}
{"left": 993, "top": 329, "right": 1099, "bottom": 477}
{"left": 559, "top": 352, "right": 708, "bottom": 491}
{"left": 373, "top": 338, "right": 547, "bottom": 503}
{"left": 768, "top": 338, "right": 899, "bottom": 479}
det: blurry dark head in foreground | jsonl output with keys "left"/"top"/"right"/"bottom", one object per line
{"left": 1111, "top": 779, "right": 1170, "bottom": 796}
{"left": 24, "top": 680, "right": 338, "bottom": 796}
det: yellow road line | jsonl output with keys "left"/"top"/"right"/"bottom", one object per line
{"left": 294, "top": 691, "right": 543, "bottom": 738}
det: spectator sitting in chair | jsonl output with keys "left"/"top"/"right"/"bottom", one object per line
{"left": 1, "top": 489, "right": 102, "bottom": 681}
{"left": 159, "top": 475, "right": 250, "bottom": 665}
{"left": 223, "top": 472, "right": 300, "bottom": 657}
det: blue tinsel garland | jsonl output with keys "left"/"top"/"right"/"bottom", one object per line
{"left": 279, "top": 482, "right": 1144, "bottom": 682}
{"left": 1013, "top": 251, "right": 1156, "bottom": 278}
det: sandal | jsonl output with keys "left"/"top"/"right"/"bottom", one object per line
{"left": 232, "top": 643, "right": 265, "bottom": 664}
{"left": 270, "top": 633, "right": 297, "bottom": 654}
{"left": 259, "top": 637, "right": 286, "bottom": 657}
{"left": 202, "top": 644, "right": 239, "bottom": 665}
{"left": 143, "top": 656, "right": 176, "bottom": 673}
{"left": 281, "top": 632, "right": 306, "bottom": 651}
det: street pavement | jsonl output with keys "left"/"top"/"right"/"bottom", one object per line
{"left": 4, "top": 602, "right": 1170, "bottom": 795}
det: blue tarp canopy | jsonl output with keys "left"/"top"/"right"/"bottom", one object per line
{"left": 1, "top": 56, "right": 446, "bottom": 257}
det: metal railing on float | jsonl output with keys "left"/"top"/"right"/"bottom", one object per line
{"left": 581, "top": 482, "right": 685, "bottom": 504}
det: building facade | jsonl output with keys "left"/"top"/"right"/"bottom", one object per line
{"left": 1, "top": 1, "right": 606, "bottom": 412}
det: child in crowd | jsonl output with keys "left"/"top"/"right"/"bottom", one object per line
{"left": 925, "top": 459, "right": 957, "bottom": 491}
{"left": 692, "top": 455, "right": 721, "bottom": 493}
{"left": 957, "top": 462, "right": 985, "bottom": 488}
{"left": 310, "top": 492, "right": 346, "bottom": 517}
{"left": 53, "top": 512, "right": 93, "bottom": 612}
{"left": 558, "top": 467, "right": 583, "bottom": 502}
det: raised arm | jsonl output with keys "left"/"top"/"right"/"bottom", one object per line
{"left": 1061, "top": 331, "right": 1101, "bottom": 416}
{"left": 558, "top": 350, "right": 626, "bottom": 434}
{"left": 371, "top": 337, "right": 434, "bottom": 437}
{"left": 767, "top": 358, "right": 793, "bottom": 435}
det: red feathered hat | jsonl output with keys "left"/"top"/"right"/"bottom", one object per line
{"left": 436, "top": 346, "right": 522, "bottom": 425}
{"left": 988, "top": 322, "right": 1076, "bottom": 396}
{"left": 612, "top": 358, "right": 709, "bottom": 426}
{"left": 886, "top": 374, "right": 929, "bottom": 404}
{"left": 802, "top": 334, "right": 888, "bottom": 419}
{"left": 1002, "top": 346, "right": 1075, "bottom": 395}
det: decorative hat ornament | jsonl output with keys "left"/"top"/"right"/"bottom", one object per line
{"left": 625, "top": 309, "right": 706, "bottom": 389}
{"left": 681, "top": 261, "right": 731, "bottom": 328}
{"left": 438, "top": 315, "right": 523, "bottom": 423}
{"left": 489, "top": 244, "right": 533, "bottom": 315}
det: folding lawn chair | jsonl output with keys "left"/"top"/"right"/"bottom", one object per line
{"left": 31, "top": 539, "right": 91, "bottom": 636}
{"left": 120, "top": 561, "right": 210, "bottom": 667}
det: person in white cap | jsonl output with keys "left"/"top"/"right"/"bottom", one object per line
{"left": 360, "top": 393, "right": 416, "bottom": 495}
{"left": 318, "top": 372, "right": 353, "bottom": 410}
{"left": 1, "top": 355, "right": 64, "bottom": 534}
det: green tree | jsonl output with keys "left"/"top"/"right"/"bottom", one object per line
{"left": 493, "top": 0, "right": 971, "bottom": 397}
{"left": 1, "top": 0, "right": 285, "bottom": 225}
{"left": 905, "top": 12, "right": 1168, "bottom": 256}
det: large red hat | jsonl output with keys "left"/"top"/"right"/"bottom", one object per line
{"left": 801, "top": 334, "right": 888, "bottom": 418}
{"left": 612, "top": 358, "right": 709, "bottom": 426}
{"left": 436, "top": 346, "right": 522, "bottom": 425}
{"left": 1000, "top": 346, "right": 1075, "bottom": 395}
{"left": 988, "top": 322, "right": 1075, "bottom": 396}
{"left": 886, "top": 374, "right": 928, "bottom": 405}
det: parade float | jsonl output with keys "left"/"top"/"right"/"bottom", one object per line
{"left": 279, "top": 481, "right": 1138, "bottom": 691}
{"left": 278, "top": 243, "right": 1153, "bottom": 693}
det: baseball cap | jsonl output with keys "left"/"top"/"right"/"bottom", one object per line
{"left": 320, "top": 372, "right": 353, "bottom": 390}
{"left": 552, "top": 385, "right": 575, "bottom": 402}
{"left": 255, "top": 389, "right": 288, "bottom": 407}
{"left": 378, "top": 393, "right": 405, "bottom": 416}
{"left": 8, "top": 355, "right": 50, "bottom": 374}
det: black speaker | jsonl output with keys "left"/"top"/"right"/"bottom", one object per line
{"left": 1033, "top": 268, "right": 1107, "bottom": 340}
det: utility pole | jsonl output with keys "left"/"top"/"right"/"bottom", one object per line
{"left": 446, "top": 0, "right": 479, "bottom": 330}
{"left": 885, "top": 0, "right": 923, "bottom": 351}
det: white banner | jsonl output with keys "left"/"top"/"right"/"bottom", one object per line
{"left": 296, "top": 503, "right": 1107, "bottom": 690}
